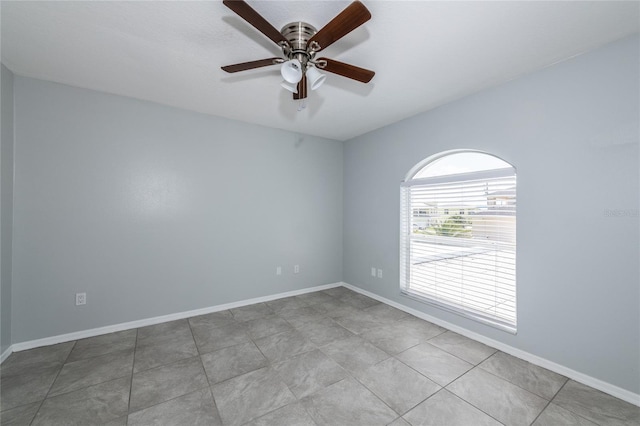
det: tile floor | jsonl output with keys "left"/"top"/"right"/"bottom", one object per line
{"left": 1, "top": 286, "right": 639, "bottom": 426}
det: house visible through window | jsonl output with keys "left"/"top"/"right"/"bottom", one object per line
{"left": 400, "top": 151, "right": 517, "bottom": 332}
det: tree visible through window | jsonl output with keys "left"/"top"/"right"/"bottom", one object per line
{"left": 400, "top": 151, "right": 517, "bottom": 332}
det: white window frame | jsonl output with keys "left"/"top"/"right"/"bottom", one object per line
{"left": 399, "top": 152, "right": 517, "bottom": 333}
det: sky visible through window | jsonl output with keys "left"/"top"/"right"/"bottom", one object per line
{"left": 414, "top": 152, "right": 512, "bottom": 179}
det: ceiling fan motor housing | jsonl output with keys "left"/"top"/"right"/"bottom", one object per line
{"left": 280, "top": 22, "right": 319, "bottom": 69}
{"left": 281, "top": 22, "right": 317, "bottom": 51}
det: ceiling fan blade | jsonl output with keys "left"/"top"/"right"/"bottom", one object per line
{"left": 317, "top": 58, "right": 374, "bottom": 83}
{"left": 221, "top": 58, "right": 281, "bottom": 73}
{"left": 308, "top": 1, "right": 371, "bottom": 52}
{"left": 293, "top": 75, "right": 308, "bottom": 100}
{"left": 223, "top": 0, "right": 290, "bottom": 47}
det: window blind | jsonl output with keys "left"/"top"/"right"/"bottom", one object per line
{"left": 400, "top": 168, "right": 517, "bottom": 332}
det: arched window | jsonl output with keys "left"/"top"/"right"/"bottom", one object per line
{"left": 400, "top": 151, "right": 517, "bottom": 332}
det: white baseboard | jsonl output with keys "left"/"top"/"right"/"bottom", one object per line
{"left": 1, "top": 346, "right": 12, "bottom": 363}
{"left": 5, "top": 280, "right": 638, "bottom": 407}
{"left": 340, "top": 282, "right": 640, "bottom": 407}
{"left": 8, "top": 282, "right": 341, "bottom": 354}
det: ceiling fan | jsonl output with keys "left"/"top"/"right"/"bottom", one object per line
{"left": 221, "top": 0, "right": 375, "bottom": 104}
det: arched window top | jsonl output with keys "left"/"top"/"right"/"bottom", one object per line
{"left": 400, "top": 149, "right": 517, "bottom": 332}
{"left": 407, "top": 150, "right": 514, "bottom": 181}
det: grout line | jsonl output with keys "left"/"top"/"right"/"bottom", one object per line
{"left": 539, "top": 379, "right": 597, "bottom": 425}
{"left": 236, "top": 292, "right": 353, "bottom": 424}
{"left": 472, "top": 355, "right": 565, "bottom": 402}
{"left": 440, "top": 383, "right": 507, "bottom": 426}
{"left": 126, "top": 328, "right": 138, "bottom": 424}
{"left": 419, "top": 339, "right": 478, "bottom": 367}
{"left": 185, "top": 317, "right": 202, "bottom": 359}
{"left": 27, "top": 340, "right": 80, "bottom": 426}
{"left": 529, "top": 394, "right": 554, "bottom": 426}
{"left": 185, "top": 316, "right": 216, "bottom": 401}
{"left": 127, "top": 385, "right": 211, "bottom": 417}
{"left": 529, "top": 376, "right": 573, "bottom": 426}
{"left": 344, "top": 357, "right": 417, "bottom": 420}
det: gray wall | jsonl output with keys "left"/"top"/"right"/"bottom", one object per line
{"left": 12, "top": 77, "right": 343, "bottom": 342}
{"left": 343, "top": 35, "right": 639, "bottom": 393}
{"left": 1, "top": 64, "right": 14, "bottom": 355}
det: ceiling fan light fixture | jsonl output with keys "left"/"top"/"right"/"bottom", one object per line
{"left": 221, "top": 0, "right": 375, "bottom": 103}
{"left": 306, "top": 66, "right": 326, "bottom": 90}
{"left": 281, "top": 59, "right": 303, "bottom": 83}
{"left": 281, "top": 80, "right": 298, "bottom": 94}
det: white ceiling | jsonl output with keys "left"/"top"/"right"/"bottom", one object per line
{"left": 2, "top": 1, "right": 638, "bottom": 141}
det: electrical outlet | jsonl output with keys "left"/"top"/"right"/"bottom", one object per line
{"left": 377, "top": 269, "right": 383, "bottom": 279}
{"left": 294, "top": 264, "right": 300, "bottom": 274}
{"left": 371, "top": 267, "right": 376, "bottom": 277}
{"left": 75, "top": 292, "right": 86, "bottom": 306}
{"left": 276, "top": 266, "right": 282, "bottom": 275}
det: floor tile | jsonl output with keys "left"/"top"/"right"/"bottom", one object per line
{"left": 354, "top": 357, "right": 440, "bottom": 415}
{"left": 340, "top": 293, "right": 381, "bottom": 309}
{"left": 363, "top": 303, "right": 410, "bottom": 323}
{"left": 447, "top": 367, "right": 548, "bottom": 426}
{"left": 0, "top": 401, "right": 40, "bottom": 426}
{"left": 278, "top": 307, "right": 327, "bottom": 328}
{"left": 295, "top": 292, "right": 335, "bottom": 306}
{"left": 188, "top": 311, "right": 235, "bottom": 329}
{"left": 211, "top": 367, "right": 296, "bottom": 426}
{"left": 273, "top": 349, "right": 347, "bottom": 398}
{"left": 479, "top": 351, "right": 567, "bottom": 400}
{"left": 48, "top": 348, "right": 133, "bottom": 397}
{"left": 31, "top": 377, "right": 130, "bottom": 426}
{"left": 402, "top": 316, "right": 447, "bottom": 331}
{"left": 136, "top": 319, "right": 192, "bottom": 345}
{"left": 200, "top": 341, "right": 267, "bottom": 385}
{"left": 360, "top": 319, "right": 445, "bottom": 355}
{"left": 190, "top": 321, "right": 250, "bottom": 354}
{"left": 403, "top": 389, "right": 502, "bottom": 426}
{"left": 428, "top": 331, "right": 496, "bottom": 365}
{"left": 265, "top": 296, "right": 308, "bottom": 314}
{"left": 553, "top": 380, "right": 640, "bottom": 426}
{"left": 245, "top": 315, "right": 294, "bottom": 339}
{"left": 311, "top": 299, "right": 360, "bottom": 318}
{"left": 134, "top": 322, "right": 198, "bottom": 373}
{"left": 388, "top": 418, "right": 411, "bottom": 426}
{"left": 301, "top": 378, "right": 397, "bottom": 426}
{"left": 244, "top": 402, "right": 316, "bottom": 426}
{"left": 0, "top": 342, "right": 74, "bottom": 377}
{"left": 322, "top": 286, "right": 357, "bottom": 299}
{"left": 320, "top": 335, "right": 389, "bottom": 374}
{"left": 134, "top": 338, "right": 198, "bottom": 373}
{"left": 254, "top": 330, "right": 316, "bottom": 363}
{"left": 296, "top": 318, "right": 355, "bottom": 346}
{"left": 396, "top": 343, "right": 473, "bottom": 386}
{"left": 230, "top": 303, "right": 274, "bottom": 322}
{"left": 533, "top": 403, "right": 598, "bottom": 426}
{"left": 333, "top": 310, "right": 387, "bottom": 334}
{"left": 0, "top": 364, "right": 61, "bottom": 411}
{"left": 129, "top": 356, "right": 208, "bottom": 413}
{"left": 67, "top": 329, "right": 136, "bottom": 362}
{"left": 128, "top": 388, "right": 221, "bottom": 426}
{"left": 103, "top": 417, "right": 127, "bottom": 426}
